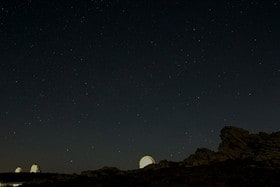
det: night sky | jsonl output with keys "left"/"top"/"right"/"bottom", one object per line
{"left": 0, "top": 0, "right": 280, "bottom": 173}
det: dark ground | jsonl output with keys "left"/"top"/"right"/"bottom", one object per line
{"left": 0, "top": 159, "right": 279, "bottom": 187}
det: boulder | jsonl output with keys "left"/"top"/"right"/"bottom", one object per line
{"left": 184, "top": 126, "right": 280, "bottom": 167}
{"left": 184, "top": 148, "right": 228, "bottom": 166}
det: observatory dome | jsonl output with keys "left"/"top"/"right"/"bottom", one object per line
{"left": 139, "top": 155, "right": 156, "bottom": 168}
{"left": 30, "top": 164, "right": 41, "bottom": 173}
{"left": 15, "top": 167, "right": 22, "bottom": 173}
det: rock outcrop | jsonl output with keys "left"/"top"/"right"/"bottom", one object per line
{"left": 183, "top": 148, "right": 228, "bottom": 166}
{"left": 184, "top": 126, "right": 280, "bottom": 167}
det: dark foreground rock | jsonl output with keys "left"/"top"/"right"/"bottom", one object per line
{"left": 2, "top": 126, "right": 279, "bottom": 187}
{"left": 184, "top": 126, "right": 280, "bottom": 167}
{"left": 18, "top": 161, "right": 280, "bottom": 187}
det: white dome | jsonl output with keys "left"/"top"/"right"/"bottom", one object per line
{"left": 139, "top": 155, "right": 156, "bottom": 168}
{"left": 30, "top": 164, "right": 41, "bottom": 173}
{"left": 15, "top": 167, "right": 22, "bottom": 173}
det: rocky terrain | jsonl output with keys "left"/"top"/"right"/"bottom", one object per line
{"left": 1, "top": 126, "right": 280, "bottom": 186}
{"left": 184, "top": 126, "right": 280, "bottom": 167}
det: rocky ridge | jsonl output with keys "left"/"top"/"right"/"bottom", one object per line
{"left": 183, "top": 126, "right": 280, "bottom": 167}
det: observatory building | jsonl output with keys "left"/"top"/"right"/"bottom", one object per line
{"left": 15, "top": 167, "right": 22, "bottom": 173}
{"left": 139, "top": 155, "right": 156, "bottom": 168}
{"left": 30, "top": 164, "right": 41, "bottom": 173}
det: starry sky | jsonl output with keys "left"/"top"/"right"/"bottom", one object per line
{"left": 0, "top": 0, "right": 280, "bottom": 173}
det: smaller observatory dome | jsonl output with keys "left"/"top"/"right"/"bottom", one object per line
{"left": 139, "top": 155, "right": 156, "bottom": 168}
{"left": 15, "top": 167, "right": 22, "bottom": 173}
{"left": 30, "top": 164, "right": 41, "bottom": 173}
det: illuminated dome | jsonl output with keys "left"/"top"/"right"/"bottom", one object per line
{"left": 30, "top": 164, "right": 41, "bottom": 173}
{"left": 139, "top": 155, "right": 156, "bottom": 168}
{"left": 15, "top": 167, "right": 22, "bottom": 173}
